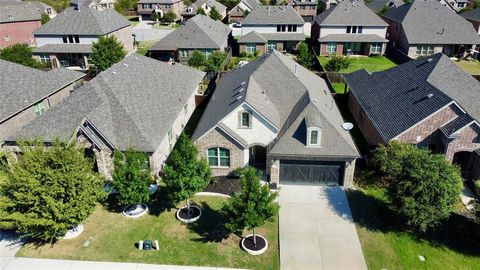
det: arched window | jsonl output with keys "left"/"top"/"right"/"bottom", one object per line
{"left": 207, "top": 147, "right": 230, "bottom": 167}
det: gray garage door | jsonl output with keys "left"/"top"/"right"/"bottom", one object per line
{"left": 279, "top": 160, "right": 344, "bottom": 185}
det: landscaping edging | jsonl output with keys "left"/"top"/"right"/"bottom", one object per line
{"left": 176, "top": 206, "right": 202, "bottom": 223}
{"left": 62, "top": 224, "right": 84, "bottom": 239}
{"left": 122, "top": 204, "right": 148, "bottom": 218}
{"left": 241, "top": 234, "right": 268, "bottom": 255}
{"left": 196, "top": 192, "right": 231, "bottom": 198}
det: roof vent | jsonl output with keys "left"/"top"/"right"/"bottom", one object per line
{"left": 313, "top": 98, "right": 318, "bottom": 103}
{"left": 427, "top": 93, "right": 434, "bottom": 98}
{"left": 427, "top": 58, "right": 433, "bottom": 62}
{"left": 112, "top": 71, "right": 117, "bottom": 75}
{"left": 294, "top": 64, "right": 298, "bottom": 76}
{"left": 239, "top": 88, "right": 244, "bottom": 92}
{"left": 438, "top": 27, "right": 445, "bottom": 36}
{"left": 237, "top": 95, "right": 243, "bottom": 100}
{"left": 240, "top": 81, "right": 246, "bottom": 86}
{"left": 135, "top": 56, "right": 139, "bottom": 60}
{"left": 123, "top": 63, "right": 128, "bottom": 67}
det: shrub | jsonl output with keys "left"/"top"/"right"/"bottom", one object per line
{"left": 162, "top": 11, "right": 177, "bottom": 23}
{"left": 296, "top": 41, "right": 314, "bottom": 69}
{"left": 188, "top": 50, "right": 206, "bottom": 68}
{"left": 325, "top": 55, "right": 350, "bottom": 72}
{"left": 0, "top": 44, "right": 45, "bottom": 69}
{"left": 90, "top": 35, "right": 126, "bottom": 72}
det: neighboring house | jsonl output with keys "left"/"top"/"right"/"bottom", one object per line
{"left": 137, "top": 0, "right": 185, "bottom": 21}
{"left": 32, "top": 7, "right": 134, "bottom": 71}
{"left": 192, "top": 50, "right": 359, "bottom": 187}
{"left": 366, "top": 0, "right": 404, "bottom": 13}
{"left": 181, "top": 0, "right": 227, "bottom": 21}
{"left": 462, "top": 8, "right": 480, "bottom": 35}
{"left": 148, "top": 15, "right": 231, "bottom": 64}
{"left": 5, "top": 54, "right": 205, "bottom": 179}
{"left": 344, "top": 53, "right": 480, "bottom": 180}
{"left": 238, "top": 6, "right": 305, "bottom": 54}
{"left": 447, "top": 0, "right": 468, "bottom": 11}
{"left": 311, "top": 0, "right": 388, "bottom": 56}
{"left": 0, "top": 59, "right": 85, "bottom": 143}
{"left": 383, "top": 0, "right": 480, "bottom": 58}
{"left": 288, "top": 0, "right": 318, "bottom": 23}
{"left": 228, "top": 0, "right": 260, "bottom": 23}
{"left": 0, "top": 1, "right": 43, "bottom": 48}
{"left": 319, "top": 0, "right": 341, "bottom": 11}
{"left": 70, "top": 0, "right": 116, "bottom": 10}
{"left": 3, "top": 0, "right": 57, "bottom": 18}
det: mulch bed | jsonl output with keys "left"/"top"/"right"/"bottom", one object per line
{"left": 178, "top": 206, "right": 201, "bottom": 220}
{"left": 204, "top": 176, "right": 240, "bottom": 195}
{"left": 243, "top": 235, "right": 266, "bottom": 251}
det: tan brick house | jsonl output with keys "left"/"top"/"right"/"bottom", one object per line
{"left": 0, "top": 59, "right": 85, "bottom": 143}
{"left": 192, "top": 51, "right": 359, "bottom": 187}
{"left": 344, "top": 53, "right": 480, "bottom": 180}
{"left": 228, "top": 0, "right": 260, "bottom": 23}
{"left": 288, "top": 0, "right": 318, "bottom": 23}
{"left": 181, "top": 0, "right": 227, "bottom": 21}
{"left": 137, "top": 0, "right": 185, "bottom": 21}
{"left": 5, "top": 54, "right": 205, "bottom": 179}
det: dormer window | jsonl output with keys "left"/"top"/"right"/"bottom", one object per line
{"left": 305, "top": 114, "right": 322, "bottom": 147}
{"left": 239, "top": 111, "right": 251, "bottom": 128}
{"left": 307, "top": 128, "right": 321, "bottom": 146}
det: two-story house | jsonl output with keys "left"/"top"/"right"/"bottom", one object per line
{"left": 32, "top": 7, "right": 134, "bottom": 71}
{"left": 70, "top": 0, "right": 116, "bottom": 10}
{"left": 228, "top": 0, "right": 260, "bottom": 23}
{"left": 0, "top": 59, "right": 85, "bottom": 143}
{"left": 288, "top": 0, "right": 318, "bottom": 23}
{"left": 311, "top": 0, "right": 388, "bottom": 56}
{"left": 238, "top": 6, "right": 305, "bottom": 55}
{"left": 319, "top": 0, "right": 341, "bottom": 11}
{"left": 462, "top": 8, "right": 480, "bottom": 35}
{"left": 148, "top": 15, "right": 231, "bottom": 64}
{"left": 137, "top": 0, "right": 185, "bottom": 21}
{"left": 366, "top": 0, "right": 404, "bottom": 13}
{"left": 193, "top": 50, "right": 359, "bottom": 187}
{"left": 181, "top": 0, "right": 227, "bottom": 21}
{"left": 383, "top": 0, "right": 480, "bottom": 58}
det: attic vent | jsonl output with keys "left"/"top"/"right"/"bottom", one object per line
{"left": 237, "top": 95, "right": 242, "bottom": 100}
{"left": 238, "top": 88, "right": 244, "bottom": 92}
{"left": 112, "top": 71, "right": 117, "bottom": 75}
{"left": 240, "top": 81, "right": 246, "bottom": 86}
{"left": 427, "top": 93, "right": 434, "bottom": 98}
{"left": 123, "top": 63, "right": 128, "bottom": 67}
{"left": 427, "top": 58, "right": 433, "bottom": 62}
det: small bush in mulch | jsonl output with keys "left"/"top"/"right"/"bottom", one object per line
{"left": 204, "top": 176, "right": 240, "bottom": 195}
{"left": 243, "top": 235, "right": 266, "bottom": 251}
{"left": 178, "top": 206, "right": 201, "bottom": 220}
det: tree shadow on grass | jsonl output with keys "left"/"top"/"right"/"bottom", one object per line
{"left": 187, "top": 202, "right": 231, "bottom": 243}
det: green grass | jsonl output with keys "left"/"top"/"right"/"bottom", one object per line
{"left": 331, "top": 83, "right": 346, "bottom": 94}
{"left": 152, "top": 23, "right": 180, "bottom": 29}
{"left": 454, "top": 59, "right": 480, "bottom": 75}
{"left": 128, "top": 16, "right": 140, "bottom": 27}
{"left": 319, "top": 55, "right": 397, "bottom": 73}
{"left": 136, "top": 40, "right": 160, "bottom": 56}
{"left": 347, "top": 170, "right": 480, "bottom": 270}
{"left": 17, "top": 194, "right": 279, "bottom": 270}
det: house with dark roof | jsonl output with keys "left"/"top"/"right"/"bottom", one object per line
{"left": 137, "top": 0, "right": 185, "bottom": 21}
{"left": 311, "top": 0, "right": 389, "bottom": 56}
{"left": 193, "top": 50, "right": 359, "bottom": 187}
{"left": 32, "top": 7, "right": 134, "bottom": 71}
{"left": 366, "top": 0, "right": 404, "bottom": 13}
{"left": 148, "top": 15, "right": 231, "bottom": 63}
{"left": 288, "top": 0, "right": 318, "bottom": 22}
{"left": 0, "top": 59, "right": 85, "bottom": 142}
{"left": 462, "top": 8, "right": 480, "bottom": 35}
{"left": 228, "top": 0, "right": 260, "bottom": 23}
{"left": 383, "top": 0, "right": 480, "bottom": 58}
{"left": 0, "top": 0, "right": 53, "bottom": 48}
{"left": 5, "top": 54, "right": 205, "bottom": 178}
{"left": 344, "top": 53, "right": 480, "bottom": 180}
{"left": 238, "top": 6, "right": 305, "bottom": 55}
{"left": 181, "top": 0, "right": 227, "bottom": 21}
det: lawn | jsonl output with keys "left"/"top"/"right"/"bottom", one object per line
{"left": 319, "top": 55, "right": 397, "bottom": 73}
{"left": 152, "top": 23, "right": 180, "bottom": 29}
{"left": 136, "top": 40, "right": 160, "bottom": 56}
{"left": 347, "top": 170, "right": 480, "bottom": 270}
{"left": 454, "top": 59, "right": 480, "bottom": 75}
{"left": 331, "top": 82, "right": 346, "bottom": 94}
{"left": 17, "top": 194, "right": 279, "bottom": 270}
{"left": 128, "top": 16, "right": 140, "bottom": 27}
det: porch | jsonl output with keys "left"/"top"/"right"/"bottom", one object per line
{"left": 33, "top": 44, "right": 93, "bottom": 71}
{"left": 318, "top": 34, "right": 387, "bottom": 56}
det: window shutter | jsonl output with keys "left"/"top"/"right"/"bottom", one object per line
{"left": 248, "top": 112, "right": 252, "bottom": 128}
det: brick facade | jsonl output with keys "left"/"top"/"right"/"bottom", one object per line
{"left": 0, "top": 20, "right": 41, "bottom": 49}
{"left": 137, "top": 1, "right": 185, "bottom": 20}
{"left": 239, "top": 43, "right": 266, "bottom": 55}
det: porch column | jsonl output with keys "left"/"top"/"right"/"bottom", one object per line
{"left": 83, "top": 55, "right": 89, "bottom": 68}
{"left": 269, "top": 159, "right": 280, "bottom": 187}
{"left": 343, "top": 159, "right": 356, "bottom": 188}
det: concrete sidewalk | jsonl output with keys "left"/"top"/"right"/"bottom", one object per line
{"left": 0, "top": 231, "right": 23, "bottom": 270}
{"left": 2, "top": 257, "right": 248, "bottom": 270}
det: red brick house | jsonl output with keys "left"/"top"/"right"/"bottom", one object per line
{"left": 344, "top": 53, "right": 480, "bottom": 180}
{"left": 0, "top": 3, "right": 43, "bottom": 48}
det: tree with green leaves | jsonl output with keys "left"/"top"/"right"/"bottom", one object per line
{"left": 0, "top": 139, "right": 104, "bottom": 242}
{"left": 188, "top": 50, "right": 206, "bottom": 68}
{"left": 151, "top": 11, "right": 160, "bottom": 24}
{"left": 209, "top": 6, "right": 223, "bottom": 20}
{"left": 90, "top": 35, "right": 126, "bottom": 72}
{"left": 218, "top": 0, "right": 239, "bottom": 9}
{"left": 163, "top": 133, "right": 211, "bottom": 214}
{"left": 114, "top": 0, "right": 137, "bottom": 15}
{"left": 205, "top": 51, "right": 227, "bottom": 72}
{"left": 296, "top": 42, "right": 314, "bottom": 69}
{"left": 0, "top": 44, "right": 45, "bottom": 69}
{"left": 112, "top": 149, "right": 151, "bottom": 207}
{"left": 373, "top": 142, "right": 463, "bottom": 232}
{"left": 224, "top": 167, "right": 278, "bottom": 247}
{"left": 41, "top": 13, "right": 50, "bottom": 24}
{"left": 162, "top": 11, "right": 177, "bottom": 23}
{"left": 324, "top": 55, "right": 350, "bottom": 72}
{"left": 197, "top": 7, "right": 206, "bottom": 15}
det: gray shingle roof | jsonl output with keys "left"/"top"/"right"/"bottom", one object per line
{"left": 34, "top": 7, "right": 130, "bottom": 35}
{"left": 149, "top": 15, "right": 231, "bottom": 51}
{"left": 241, "top": 6, "right": 305, "bottom": 25}
{"left": 461, "top": 7, "right": 480, "bottom": 22}
{"left": 383, "top": 0, "right": 480, "bottom": 45}
{"left": 181, "top": 0, "right": 227, "bottom": 16}
{"left": 137, "top": 0, "right": 182, "bottom": 3}
{"left": 314, "top": 0, "right": 388, "bottom": 26}
{"left": 0, "top": 59, "right": 85, "bottom": 123}
{"left": 33, "top": 44, "right": 92, "bottom": 54}
{"left": 10, "top": 54, "right": 206, "bottom": 152}
{"left": 289, "top": 0, "right": 318, "bottom": 5}
{"left": 0, "top": 4, "right": 41, "bottom": 23}
{"left": 366, "top": 0, "right": 404, "bottom": 12}
{"left": 439, "top": 114, "right": 474, "bottom": 137}
{"left": 243, "top": 0, "right": 260, "bottom": 9}
{"left": 193, "top": 50, "right": 359, "bottom": 158}
{"left": 344, "top": 53, "right": 480, "bottom": 142}
{"left": 239, "top": 32, "right": 305, "bottom": 43}
{"left": 238, "top": 31, "right": 267, "bottom": 43}
{"left": 318, "top": 34, "right": 387, "bottom": 42}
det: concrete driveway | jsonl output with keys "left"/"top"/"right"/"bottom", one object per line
{"left": 133, "top": 21, "right": 174, "bottom": 42}
{"left": 279, "top": 185, "right": 367, "bottom": 270}
{"left": 0, "top": 230, "right": 23, "bottom": 270}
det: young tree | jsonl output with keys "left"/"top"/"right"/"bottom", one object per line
{"left": 163, "top": 133, "right": 211, "bottom": 213}
{"left": 114, "top": 0, "right": 136, "bottom": 16}
{"left": 41, "top": 13, "right": 50, "bottom": 24}
{"left": 188, "top": 50, "right": 206, "bottom": 68}
{"left": 325, "top": 55, "right": 350, "bottom": 72}
{"left": 224, "top": 167, "right": 278, "bottom": 246}
{"left": 90, "top": 36, "right": 126, "bottom": 72}
{"left": 296, "top": 41, "right": 314, "bottom": 69}
{"left": 162, "top": 11, "right": 177, "bottom": 23}
{"left": 209, "top": 6, "right": 222, "bottom": 21}
{"left": 112, "top": 149, "right": 151, "bottom": 207}
{"left": 373, "top": 142, "right": 463, "bottom": 232}
{"left": 0, "top": 44, "right": 45, "bottom": 68}
{"left": 0, "top": 139, "right": 104, "bottom": 242}
{"left": 197, "top": 7, "right": 206, "bottom": 15}
{"left": 151, "top": 11, "right": 160, "bottom": 24}
{"left": 205, "top": 51, "right": 227, "bottom": 72}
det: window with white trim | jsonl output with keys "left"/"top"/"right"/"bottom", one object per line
{"left": 39, "top": 53, "right": 49, "bottom": 63}
{"left": 307, "top": 127, "right": 322, "bottom": 146}
{"left": 370, "top": 43, "right": 382, "bottom": 54}
{"left": 246, "top": 43, "right": 256, "bottom": 53}
{"left": 240, "top": 111, "right": 251, "bottom": 128}
{"left": 415, "top": 44, "right": 434, "bottom": 56}
{"left": 34, "top": 101, "right": 46, "bottom": 116}
{"left": 267, "top": 41, "right": 276, "bottom": 51}
{"left": 179, "top": 49, "right": 188, "bottom": 57}
{"left": 326, "top": 42, "right": 336, "bottom": 54}
{"left": 207, "top": 147, "right": 230, "bottom": 167}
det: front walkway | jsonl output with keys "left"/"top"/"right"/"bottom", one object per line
{"left": 279, "top": 185, "right": 367, "bottom": 270}
{"left": 0, "top": 231, "right": 23, "bottom": 270}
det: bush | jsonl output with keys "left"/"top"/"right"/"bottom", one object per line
{"left": 0, "top": 44, "right": 45, "bottom": 69}
{"left": 325, "top": 55, "right": 350, "bottom": 72}
{"left": 205, "top": 51, "right": 227, "bottom": 72}
{"left": 209, "top": 6, "right": 222, "bottom": 21}
{"left": 90, "top": 35, "right": 126, "bottom": 72}
{"left": 296, "top": 41, "right": 314, "bottom": 69}
{"left": 41, "top": 13, "right": 50, "bottom": 24}
{"left": 188, "top": 50, "right": 206, "bottom": 68}
{"left": 162, "top": 11, "right": 177, "bottom": 23}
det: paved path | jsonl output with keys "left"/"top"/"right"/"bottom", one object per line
{"left": 279, "top": 185, "right": 367, "bottom": 270}
{"left": 133, "top": 21, "right": 174, "bottom": 42}
{"left": 0, "top": 231, "right": 23, "bottom": 270}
